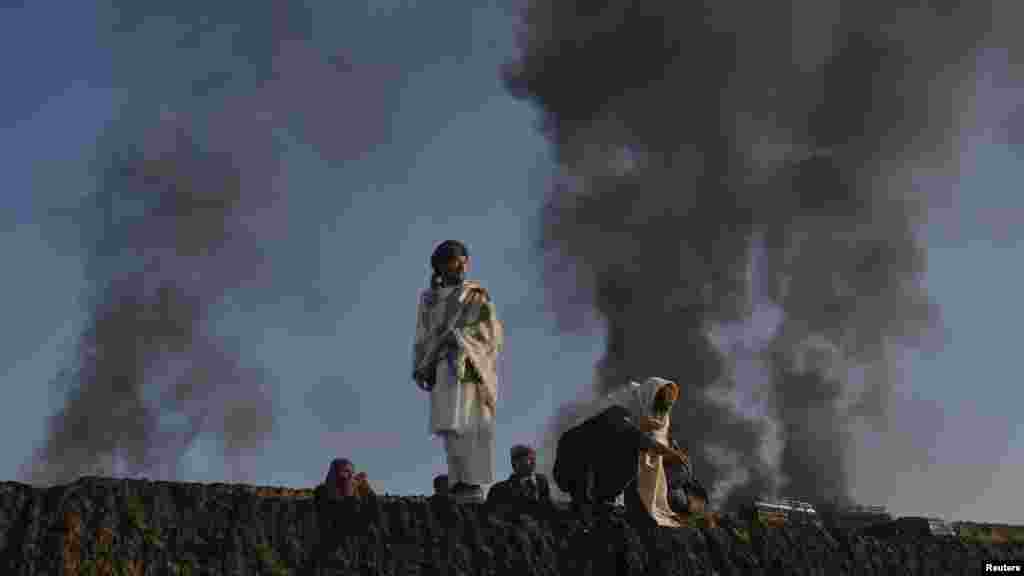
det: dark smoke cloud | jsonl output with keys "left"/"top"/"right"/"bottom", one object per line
{"left": 24, "top": 0, "right": 392, "bottom": 486}
{"left": 25, "top": 117, "right": 277, "bottom": 485}
{"left": 509, "top": 1, "right": 1018, "bottom": 509}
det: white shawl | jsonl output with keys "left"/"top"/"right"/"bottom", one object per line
{"left": 411, "top": 280, "right": 503, "bottom": 412}
{"left": 574, "top": 376, "right": 677, "bottom": 429}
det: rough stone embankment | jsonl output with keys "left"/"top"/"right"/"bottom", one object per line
{"left": 0, "top": 477, "right": 1021, "bottom": 575}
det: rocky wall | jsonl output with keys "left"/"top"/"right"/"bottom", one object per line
{"left": 0, "top": 477, "right": 1021, "bottom": 575}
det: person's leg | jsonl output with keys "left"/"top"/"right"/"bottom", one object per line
{"left": 444, "top": 431, "right": 486, "bottom": 501}
{"left": 684, "top": 480, "right": 708, "bottom": 514}
{"left": 459, "top": 406, "right": 494, "bottom": 489}
{"left": 442, "top": 432, "right": 466, "bottom": 488}
{"left": 688, "top": 495, "right": 706, "bottom": 516}
{"left": 570, "top": 463, "right": 595, "bottom": 526}
{"left": 624, "top": 482, "right": 656, "bottom": 532}
{"left": 668, "top": 488, "right": 689, "bottom": 516}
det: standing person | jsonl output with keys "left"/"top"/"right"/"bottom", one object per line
{"left": 412, "top": 240, "right": 504, "bottom": 503}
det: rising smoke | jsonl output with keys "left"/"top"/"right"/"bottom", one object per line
{"left": 24, "top": 113, "right": 280, "bottom": 486}
{"left": 24, "top": 0, "right": 392, "bottom": 486}
{"left": 509, "top": 1, "right": 1018, "bottom": 509}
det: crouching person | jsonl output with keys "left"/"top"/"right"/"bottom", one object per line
{"left": 553, "top": 377, "right": 689, "bottom": 528}
{"left": 486, "top": 445, "right": 552, "bottom": 520}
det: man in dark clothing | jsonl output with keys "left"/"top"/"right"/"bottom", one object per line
{"left": 486, "top": 445, "right": 553, "bottom": 518}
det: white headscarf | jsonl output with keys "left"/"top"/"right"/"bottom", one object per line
{"left": 575, "top": 376, "right": 678, "bottom": 428}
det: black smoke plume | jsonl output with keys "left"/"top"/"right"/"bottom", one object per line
{"left": 509, "top": 1, "right": 1017, "bottom": 509}
{"left": 24, "top": 0, "right": 392, "bottom": 485}
{"left": 24, "top": 118, "right": 278, "bottom": 485}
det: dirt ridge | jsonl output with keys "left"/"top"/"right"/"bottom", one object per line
{"left": 0, "top": 477, "right": 1020, "bottom": 575}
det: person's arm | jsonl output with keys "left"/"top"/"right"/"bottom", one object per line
{"left": 669, "top": 438, "right": 693, "bottom": 477}
{"left": 457, "top": 284, "right": 502, "bottom": 352}
{"left": 412, "top": 294, "right": 430, "bottom": 385}
{"left": 485, "top": 482, "right": 509, "bottom": 516}
{"left": 413, "top": 293, "right": 447, "bottom": 390}
{"left": 658, "top": 445, "right": 688, "bottom": 467}
{"left": 597, "top": 406, "right": 662, "bottom": 452}
{"left": 484, "top": 482, "right": 497, "bottom": 505}
{"left": 538, "top": 475, "right": 553, "bottom": 505}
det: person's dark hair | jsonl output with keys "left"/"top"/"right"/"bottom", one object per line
{"left": 433, "top": 474, "right": 449, "bottom": 495}
{"left": 429, "top": 240, "right": 469, "bottom": 289}
{"left": 510, "top": 445, "right": 535, "bottom": 460}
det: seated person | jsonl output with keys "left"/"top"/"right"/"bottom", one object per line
{"left": 321, "top": 458, "right": 375, "bottom": 502}
{"left": 323, "top": 458, "right": 356, "bottom": 501}
{"left": 553, "top": 377, "right": 689, "bottom": 528}
{"left": 486, "top": 445, "right": 552, "bottom": 517}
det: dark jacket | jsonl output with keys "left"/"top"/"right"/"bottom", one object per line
{"left": 487, "top": 472, "right": 552, "bottom": 516}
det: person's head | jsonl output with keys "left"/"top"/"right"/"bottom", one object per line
{"left": 331, "top": 458, "right": 354, "bottom": 479}
{"left": 328, "top": 458, "right": 356, "bottom": 498}
{"left": 631, "top": 377, "right": 680, "bottom": 420}
{"left": 430, "top": 240, "right": 470, "bottom": 288}
{"left": 433, "top": 474, "right": 449, "bottom": 495}
{"left": 651, "top": 380, "right": 679, "bottom": 417}
{"left": 510, "top": 445, "right": 536, "bottom": 476}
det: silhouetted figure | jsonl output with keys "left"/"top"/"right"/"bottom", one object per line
{"left": 487, "top": 445, "right": 553, "bottom": 519}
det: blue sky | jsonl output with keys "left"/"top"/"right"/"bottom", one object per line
{"left": 1, "top": 1, "right": 1021, "bottom": 525}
